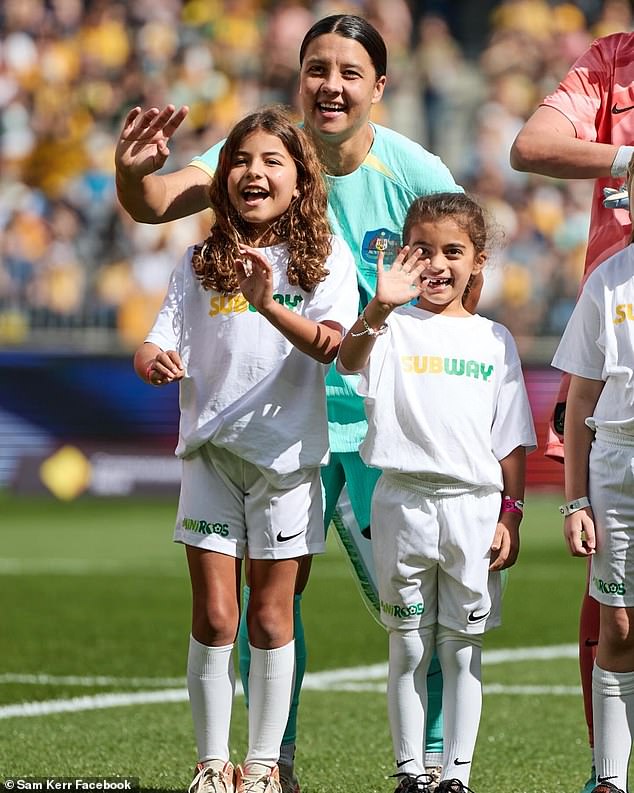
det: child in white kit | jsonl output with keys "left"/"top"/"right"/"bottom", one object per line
{"left": 552, "top": 160, "right": 634, "bottom": 793}
{"left": 337, "top": 192, "right": 536, "bottom": 793}
{"left": 134, "top": 106, "right": 358, "bottom": 793}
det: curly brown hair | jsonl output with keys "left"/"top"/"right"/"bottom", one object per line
{"left": 191, "top": 106, "right": 332, "bottom": 294}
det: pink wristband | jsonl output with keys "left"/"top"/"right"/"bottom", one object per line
{"left": 501, "top": 496, "right": 524, "bottom": 515}
{"left": 145, "top": 362, "right": 155, "bottom": 383}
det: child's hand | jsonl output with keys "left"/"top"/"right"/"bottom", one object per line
{"left": 564, "top": 510, "right": 596, "bottom": 557}
{"left": 489, "top": 519, "right": 520, "bottom": 570}
{"left": 235, "top": 245, "right": 274, "bottom": 312}
{"left": 147, "top": 350, "right": 185, "bottom": 386}
{"left": 375, "top": 246, "right": 426, "bottom": 309}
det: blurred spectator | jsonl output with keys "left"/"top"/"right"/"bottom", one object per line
{"left": 0, "top": 0, "right": 632, "bottom": 352}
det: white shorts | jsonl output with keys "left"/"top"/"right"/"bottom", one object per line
{"left": 174, "top": 444, "right": 326, "bottom": 560}
{"left": 589, "top": 429, "right": 634, "bottom": 608}
{"left": 371, "top": 473, "right": 503, "bottom": 634}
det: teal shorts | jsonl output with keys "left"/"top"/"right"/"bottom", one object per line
{"left": 321, "top": 450, "right": 382, "bottom": 533}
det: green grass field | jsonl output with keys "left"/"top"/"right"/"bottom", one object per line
{"left": 0, "top": 491, "right": 619, "bottom": 793}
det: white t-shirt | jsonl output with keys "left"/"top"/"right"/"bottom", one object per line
{"left": 339, "top": 306, "right": 536, "bottom": 489}
{"left": 146, "top": 235, "right": 359, "bottom": 471}
{"left": 552, "top": 244, "right": 634, "bottom": 433}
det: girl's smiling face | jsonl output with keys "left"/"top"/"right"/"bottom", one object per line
{"left": 406, "top": 216, "right": 486, "bottom": 316}
{"left": 227, "top": 130, "right": 299, "bottom": 233}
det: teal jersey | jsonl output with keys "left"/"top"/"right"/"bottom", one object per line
{"left": 190, "top": 123, "right": 461, "bottom": 451}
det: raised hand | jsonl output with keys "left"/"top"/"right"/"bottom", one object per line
{"left": 375, "top": 246, "right": 427, "bottom": 309}
{"left": 115, "top": 105, "right": 189, "bottom": 179}
{"left": 234, "top": 245, "right": 274, "bottom": 312}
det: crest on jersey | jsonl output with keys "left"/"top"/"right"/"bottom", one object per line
{"left": 361, "top": 227, "right": 401, "bottom": 266}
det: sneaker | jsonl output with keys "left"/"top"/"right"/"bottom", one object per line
{"left": 189, "top": 761, "right": 235, "bottom": 793}
{"left": 425, "top": 767, "right": 442, "bottom": 792}
{"left": 235, "top": 764, "right": 282, "bottom": 793}
{"left": 591, "top": 782, "right": 626, "bottom": 793}
{"left": 581, "top": 767, "right": 596, "bottom": 793}
{"left": 391, "top": 772, "right": 433, "bottom": 793}
{"left": 278, "top": 763, "right": 300, "bottom": 793}
{"left": 436, "top": 781, "right": 475, "bottom": 793}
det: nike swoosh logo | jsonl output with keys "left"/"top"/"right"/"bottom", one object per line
{"left": 598, "top": 776, "right": 618, "bottom": 783}
{"left": 276, "top": 530, "right": 305, "bottom": 542}
{"left": 467, "top": 609, "right": 490, "bottom": 623}
{"left": 454, "top": 758, "right": 471, "bottom": 766}
{"left": 396, "top": 759, "right": 415, "bottom": 768}
{"left": 612, "top": 103, "right": 634, "bottom": 114}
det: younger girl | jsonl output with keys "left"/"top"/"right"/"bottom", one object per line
{"left": 338, "top": 193, "right": 536, "bottom": 793}
{"left": 134, "top": 106, "right": 358, "bottom": 793}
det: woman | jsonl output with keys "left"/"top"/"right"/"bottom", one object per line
{"left": 115, "top": 15, "right": 464, "bottom": 793}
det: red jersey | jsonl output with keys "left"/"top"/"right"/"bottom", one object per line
{"left": 542, "top": 32, "right": 634, "bottom": 278}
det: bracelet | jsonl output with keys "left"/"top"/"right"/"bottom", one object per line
{"left": 611, "top": 145, "right": 634, "bottom": 178}
{"left": 349, "top": 309, "right": 388, "bottom": 338}
{"left": 145, "top": 362, "right": 155, "bottom": 383}
{"left": 501, "top": 496, "right": 524, "bottom": 515}
{"left": 559, "top": 496, "right": 591, "bottom": 517}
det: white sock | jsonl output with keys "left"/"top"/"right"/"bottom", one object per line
{"left": 592, "top": 663, "right": 634, "bottom": 790}
{"left": 187, "top": 635, "right": 234, "bottom": 762}
{"left": 245, "top": 641, "right": 295, "bottom": 769}
{"left": 387, "top": 627, "right": 435, "bottom": 778}
{"left": 436, "top": 627, "right": 483, "bottom": 786}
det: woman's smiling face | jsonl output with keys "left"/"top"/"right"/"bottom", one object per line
{"left": 299, "top": 33, "right": 385, "bottom": 145}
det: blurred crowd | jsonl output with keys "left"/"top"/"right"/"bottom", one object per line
{"left": 0, "top": 0, "right": 632, "bottom": 353}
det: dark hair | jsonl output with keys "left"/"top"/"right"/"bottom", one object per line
{"left": 403, "top": 193, "right": 491, "bottom": 303}
{"left": 191, "top": 106, "right": 331, "bottom": 294}
{"left": 403, "top": 193, "right": 489, "bottom": 257}
{"left": 299, "top": 14, "right": 387, "bottom": 78}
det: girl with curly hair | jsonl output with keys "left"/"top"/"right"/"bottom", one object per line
{"left": 133, "top": 104, "right": 358, "bottom": 793}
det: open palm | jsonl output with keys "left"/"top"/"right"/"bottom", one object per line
{"left": 234, "top": 245, "right": 274, "bottom": 311}
{"left": 115, "top": 105, "right": 189, "bottom": 178}
{"left": 375, "top": 246, "right": 427, "bottom": 308}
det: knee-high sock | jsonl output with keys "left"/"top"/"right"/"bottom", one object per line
{"left": 580, "top": 585, "right": 600, "bottom": 749}
{"left": 238, "top": 585, "right": 252, "bottom": 709}
{"left": 282, "top": 593, "right": 305, "bottom": 746}
{"left": 387, "top": 627, "right": 436, "bottom": 778}
{"left": 592, "top": 663, "right": 634, "bottom": 791}
{"left": 239, "top": 586, "right": 305, "bottom": 749}
{"left": 245, "top": 641, "right": 295, "bottom": 768}
{"left": 436, "top": 627, "right": 483, "bottom": 786}
{"left": 187, "top": 635, "right": 234, "bottom": 763}
{"left": 424, "top": 652, "right": 444, "bottom": 765}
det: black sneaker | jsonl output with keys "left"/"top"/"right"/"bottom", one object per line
{"left": 436, "top": 781, "right": 475, "bottom": 793}
{"left": 591, "top": 783, "right": 626, "bottom": 793}
{"left": 392, "top": 772, "right": 433, "bottom": 793}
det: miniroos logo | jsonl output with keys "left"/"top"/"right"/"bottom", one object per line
{"left": 182, "top": 517, "right": 229, "bottom": 537}
{"left": 593, "top": 575, "right": 626, "bottom": 596}
{"left": 381, "top": 600, "right": 424, "bottom": 618}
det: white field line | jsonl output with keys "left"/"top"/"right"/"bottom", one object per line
{"left": 0, "top": 644, "right": 580, "bottom": 720}
{"left": 0, "top": 559, "right": 183, "bottom": 577}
